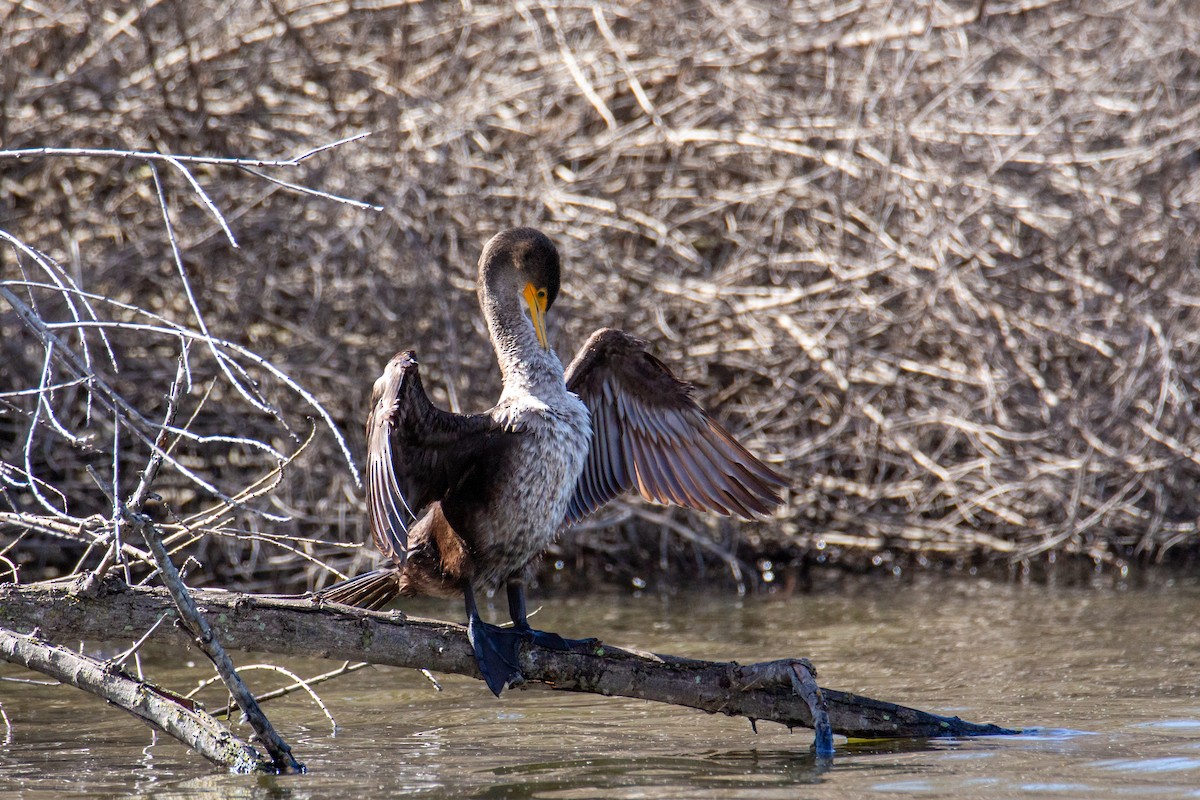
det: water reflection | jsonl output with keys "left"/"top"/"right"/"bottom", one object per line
{"left": 1, "top": 576, "right": 1198, "bottom": 798}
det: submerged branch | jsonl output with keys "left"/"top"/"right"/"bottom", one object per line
{"left": 0, "top": 578, "right": 1017, "bottom": 741}
{"left": 0, "top": 624, "right": 268, "bottom": 773}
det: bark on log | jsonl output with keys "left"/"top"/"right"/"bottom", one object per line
{"left": 0, "top": 577, "right": 1018, "bottom": 741}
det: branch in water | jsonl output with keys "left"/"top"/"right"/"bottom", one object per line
{"left": 0, "top": 578, "right": 1018, "bottom": 743}
{"left": 0, "top": 624, "right": 269, "bottom": 772}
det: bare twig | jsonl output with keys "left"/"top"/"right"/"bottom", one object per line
{"left": 111, "top": 348, "right": 302, "bottom": 772}
{"left": 108, "top": 613, "right": 171, "bottom": 668}
{"left": 0, "top": 133, "right": 374, "bottom": 168}
{"left": 197, "top": 661, "right": 369, "bottom": 732}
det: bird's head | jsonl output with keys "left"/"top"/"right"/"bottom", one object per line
{"left": 477, "top": 227, "right": 560, "bottom": 350}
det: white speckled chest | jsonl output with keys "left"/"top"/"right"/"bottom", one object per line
{"left": 473, "top": 388, "right": 591, "bottom": 589}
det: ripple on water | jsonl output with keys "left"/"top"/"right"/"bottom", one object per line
{"left": 871, "top": 779, "right": 937, "bottom": 792}
{"left": 1133, "top": 719, "right": 1200, "bottom": 731}
{"left": 1090, "top": 756, "right": 1200, "bottom": 774}
{"left": 1009, "top": 727, "right": 1099, "bottom": 740}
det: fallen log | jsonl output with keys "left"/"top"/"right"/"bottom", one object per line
{"left": 0, "top": 576, "right": 1017, "bottom": 745}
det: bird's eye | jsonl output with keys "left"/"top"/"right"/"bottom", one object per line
{"left": 537, "top": 289, "right": 547, "bottom": 300}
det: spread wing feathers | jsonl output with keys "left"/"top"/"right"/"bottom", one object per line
{"left": 366, "top": 351, "right": 495, "bottom": 564}
{"left": 563, "top": 328, "right": 787, "bottom": 526}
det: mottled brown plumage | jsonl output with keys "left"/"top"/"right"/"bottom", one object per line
{"left": 321, "top": 227, "right": 787, "bottom": 695}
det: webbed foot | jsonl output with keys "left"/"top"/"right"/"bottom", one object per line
{"left": 515, "top": 627, "right": 600, "bottom": 653}
{"left": 468, "top": 615, "right": 527, "bottom": 697}
{"left": 503, "top": 580, "right": 599, "bottom": 656}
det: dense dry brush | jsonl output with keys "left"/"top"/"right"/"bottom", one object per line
{"left": 2, "top": 0, "right": 1199, "bottom": 592}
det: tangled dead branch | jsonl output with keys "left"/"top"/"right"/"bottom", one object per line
{"left": 3, "top": 0, "right": 1199, "bottom": 592}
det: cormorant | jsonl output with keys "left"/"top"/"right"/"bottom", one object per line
{"left": 322, "top": 227, "right": 786, "bottom": 695}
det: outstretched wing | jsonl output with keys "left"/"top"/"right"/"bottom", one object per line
{"left": 563, "top": 328, "right": 787, "bottom": 526}
{"left": 366, "top": 351, "right": 496, "bottom": 564}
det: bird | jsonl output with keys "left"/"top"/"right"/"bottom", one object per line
{"left": 320, "top": 227, "right": 787, "bottom": 696}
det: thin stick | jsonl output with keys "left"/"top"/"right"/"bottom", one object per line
{"left": 0, "top": 133, "right": 374, "bottom": 168}
{"left": 162, "top": 155, "right": 239, "bottom": 249}
{"left": 237, "top": 166, "right": 384, "bottom": 211}
{"left": 204, "top": 661, "right": 370, "bottom": 729}
{"left": 108, "top": 613, "right": 171, "bottom": 668}
{"left": 118, "top": 349, "right": 303, "bottom": 773}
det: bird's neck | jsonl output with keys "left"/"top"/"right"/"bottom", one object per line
{"left": 481, "top": 294, "right": 566, "bottom": 402}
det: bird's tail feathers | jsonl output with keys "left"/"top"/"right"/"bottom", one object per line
{"left": 317, "top": 567, "right": 403, "bottom": 610}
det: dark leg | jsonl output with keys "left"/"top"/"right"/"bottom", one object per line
{"left": 464, "top": 585, "right": 525, "bottom": 697}
{"left": 506, "top": 581, "right": 598, "bottom": 652}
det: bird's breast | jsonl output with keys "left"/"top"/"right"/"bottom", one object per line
{"left": 471, "top": 390, "right": 590, "bottom": 587}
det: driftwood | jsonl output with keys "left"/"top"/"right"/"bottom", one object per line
{"left": 0, "top": 625, "right": 269, "bottom": 772}
{"left": 0, "top": 577, "right": 1017, "bottom": 754}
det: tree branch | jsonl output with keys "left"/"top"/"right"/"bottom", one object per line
{"left": 98, "top": 348, "right": 303, "bottom": 773}
{"left": 128, "top": 512, "right": 304, "bottom": 773}
{"left": 0, "top": 624, "right": 269, "bottom": 773}
{"left": 0, "top": 578, "right": 1018, "bottom": 742}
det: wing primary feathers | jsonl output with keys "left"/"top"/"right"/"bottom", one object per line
{"left": 661, "top": 447, "right": 712, "bottom": 511}
{"left": 365, "top": 356, "right": 414, "bottom": 563}
{"left": 363, "top": 350, "right": 497, "bottom": 563}
{"left": 638, "top": 431, "right": 689, "bottom": 506}
{"left": 627, "top": 434, "right": 660, "bottom": 503}
{"left": 565, "top": 328, "right": 786, "bottom": 526}
{"left": 689, "top": 426, "right": 780, "bottom": 513}
{"left": 673, "top": 438, "right": 746, "bottom": 516}
{"left": 705, "top": 419, "right": 789, "bottom": 488}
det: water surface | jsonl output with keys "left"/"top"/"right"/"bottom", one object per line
{"left": 1, "top": 576, "right": 1197, "bottom": 798}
